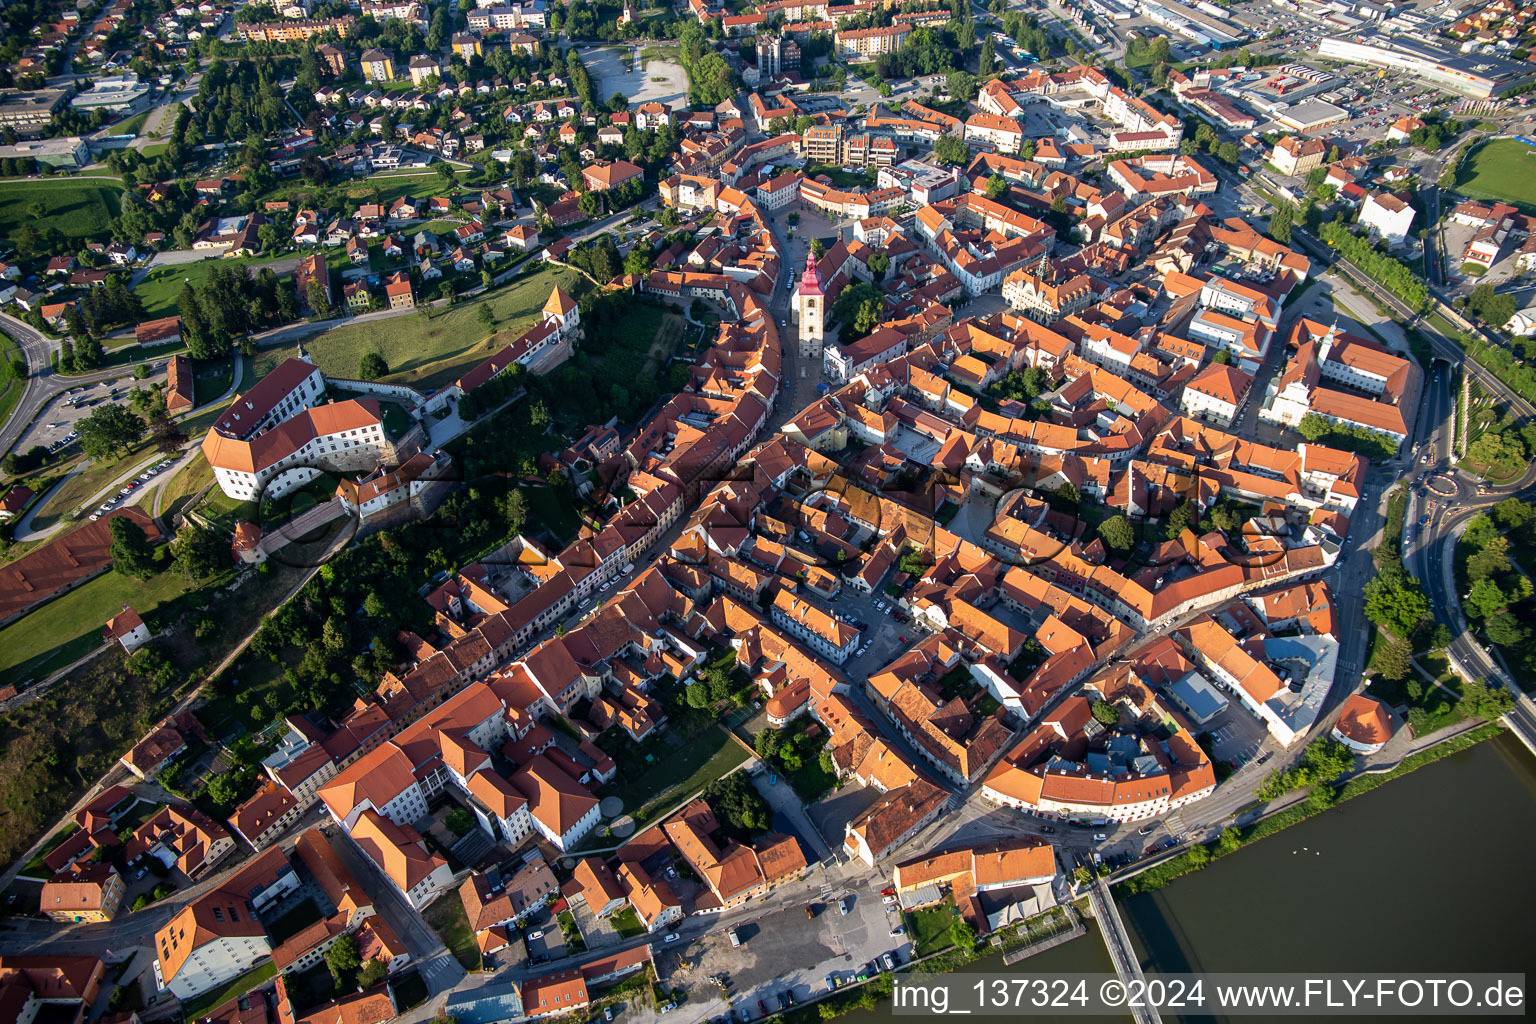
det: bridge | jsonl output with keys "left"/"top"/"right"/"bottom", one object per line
{"left": 1501, "top": 693, "right": 1536, "bottom": 759}
{"left": 1088, "top": 878, "right": 1163, "bottom": 1024}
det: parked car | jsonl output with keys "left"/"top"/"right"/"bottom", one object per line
{"left": 529, "top": 930, "right": 544, "bottom": 940}
{"left": 1093, "top": 833, "right": 1108, "bottom": 842}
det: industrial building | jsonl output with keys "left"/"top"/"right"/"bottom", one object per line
{"left": 1318, "top": 30, "right": 1536, "bottom": 99}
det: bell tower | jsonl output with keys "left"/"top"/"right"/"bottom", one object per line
{"left": 795, "top": 250, "right": 826, "bottom": 359}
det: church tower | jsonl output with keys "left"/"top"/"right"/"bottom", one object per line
{"left": 795, "top": 250, "right": 826, "bottom": 359}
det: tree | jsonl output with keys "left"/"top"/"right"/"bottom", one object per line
{"left": 1492, "top": 497, "right": 1535, "bottom": 531}
{"left": 1466, "top": 577, "right": 1508, "bottom": 620}
{"left": 1362, "top": 566, "right": 1430, "bottom": 637}
{"left": 357, "top": 958, "right": 389, "bottom": 990}
{"left": 946, "top": 70, "right": 976, "bottom": 103}
{"left": 444, "top": 807, "right": 476, "bottom": 837}
{"left": 1374, "top": 636, "right": 1412, "bottom": 681}
{"left": 151, "top": 413, "right": 187, "bottom": 455}
{"left": 985, "top": 174, "right": 1008, "bottom": 200}
{"left": 501, "top": 489, "right": 527, "bottom": 534}
{"left": 359, "top": 352, "right": 389, "bottom": 380}
{"left": 1466, "top": 535, "right": 1511, "bottom": 582}
{"left": 1098, "top": 514, "right": 1134, "bottom": 552}
{"left": 933, "top": 134, "right": 968, "bottom": 165}
{"left": 1164, "top": 500, "right": 1195, "bottom": 540}
{"left": 307, "top": 278, "right": 331, "bottom": 316}
{"left": 1428, "top": 623, "right": 1454, "bottom": 650}
{"left": 754, "top": 728, "right": 782, "bottom": 760}
{"left": 78, "top": 404, "right": 146, "bottom": 459}
{"left": 979, "top": 35, "right": 995, "bottom": 74}
{"left": 1268, "top": 201, "right": 1293, "bottom": 244}
{"left": 171, "top": 524, "right": 224, "bottom": 581}
{"left": 326, "top": 934, "right": 362, "bottom": 984}
{"left": 949, "top": 918, "right": 977, "bottom": 950}
{"left": 1089, "top": 700, "right": 1118, "bottom": 726}
{"left": 1216, "top": 828, "right": 1241, "bottom": 855}
{"left": 686, "top": 682, "right": 710, "bottom": 708}
{"left": 1459, "top": 677, "right": 1516, "bottom": 721}
{"left": 109, "top": 517, "right": 158, "bottom": 580}
{"left": 1485, "top": 610, "right": 1530, "bottom": 647}
{"left": 698, "top": 771, "right": 769, "bottom": 835}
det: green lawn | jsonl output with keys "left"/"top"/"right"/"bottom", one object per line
{"left": 0, "top": 180, "right": 122, "bottom": 241}
{"left": 191, "top": 357, "right": 235, "bottom": 406}
{"left": 610, "top": 906, "right": 646, "bottom": 938}
{"left": 0, "top": 327, "right": 23, "bottom": 431}
{"left": 424, "top": 890, "right": 482, "bottom": 972}
{"left": 0, "top": 564, "right": 193, "bottom": 687}
{"left": 114, "top": 111, "right": 150, "bottom": 136}
{"left": 181, "top": 962, "right": 277, "bottom": 1018}
{"left": 1454, "top": 138, "right": 1536, "bottom": 215}
{"left": 253, "top": 264, "right": 582, "bottom": 391}
{"left": 134, "top": 255, "right": 299, "bottom": 319}
{"left": 20, "top": 824, "right": 79, "bottom": 877}
{"left": 613, "top": 727, "right": 751, "bottom": 826}
{"left": 904, "top": 904, "right": 958, "bottom": 956}
{"left": 804, "top": 162, "right": 876, "bottom": 189}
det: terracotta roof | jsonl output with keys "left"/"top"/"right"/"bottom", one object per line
{"left": 1334, "top": 693, "right": 1394, "bottom": 746}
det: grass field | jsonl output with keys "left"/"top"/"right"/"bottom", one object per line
{"left": 0, "top": 327, "right": 23, "bottom": 431}
{"left": 191, "top": 357, "right": 235, "bottom": 406}
{"left": 114, "top": 111, "right": 150, "bottom": 136}
{"left": 905, "top": 904, "right": 958, "bottom": 956}
{"left": 253, "top": 264, "right": 581, "bottom": 391}
{"left": 424, "top": 891, "right": 482, "bottom": 972}
{"left": 0, "top": 180, "right": 122, "bottom": 241}
{"left": 0, "top": 563, "right": 192, "bottom": 687}
{"left": 1453, "top": 138, "right": 1536, "bottom": 214}
{"left": 182, "top": 963, "right": 277, "bottom": 1019}
{"left": 616, "top": 727, "right": 751, "bottom": 826}
{"left": 134, "top": 255, "right": 297, "bottom": 319}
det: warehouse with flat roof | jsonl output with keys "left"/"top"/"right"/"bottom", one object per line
{"left": 1275, "top": 99, "right": 1351, "bottom": 133}
{"left": 1318, "top": 30, "right": 1536, "bottom": 99}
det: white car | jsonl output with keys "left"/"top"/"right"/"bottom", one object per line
{"left": 663, "top": 932, "right": 681, "bottom": 943}
{"left": 882, "top": 894, "right": 898, "bottom": 904}
{"left": 529, "top": 930, "right": 544, "bottom": 940}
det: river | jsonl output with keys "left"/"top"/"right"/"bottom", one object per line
{"left": 850, "top": 733, "right": 1536, "bottom": 1022}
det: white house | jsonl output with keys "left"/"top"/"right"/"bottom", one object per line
{"left": 1358, "top": 192, "right": 1415, "bottom": 246}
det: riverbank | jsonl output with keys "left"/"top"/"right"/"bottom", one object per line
{"left": 1114, "top": 721, "right": 1505, "bottom": 896}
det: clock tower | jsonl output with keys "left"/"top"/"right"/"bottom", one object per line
{"left": 794, "top": 250, "right": 826, "bottom": 358}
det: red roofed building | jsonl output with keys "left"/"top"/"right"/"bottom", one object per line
{"left": 103, "top": 606, "right": 150, "bottom": 652}
{"left": 1331, "top": 693, "right": 1394, "bottom": 753}
{"left": 581, "top": 160, "right": 643, "bottom": 192}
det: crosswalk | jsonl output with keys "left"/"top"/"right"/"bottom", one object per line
{"left": 1163, "top": 811, "right": 1188, "bottom": 838}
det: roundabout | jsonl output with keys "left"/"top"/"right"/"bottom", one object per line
{"left": 1424, "top": 473, "right": 1458, "bottom": 498}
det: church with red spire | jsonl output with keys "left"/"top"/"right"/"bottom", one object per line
{"left": 793, "top": 249, "right": 826, "bottom": 358}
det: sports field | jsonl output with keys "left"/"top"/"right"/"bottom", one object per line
{"left": 1453, "top": 139, "right": 1536, "bottom": 213}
